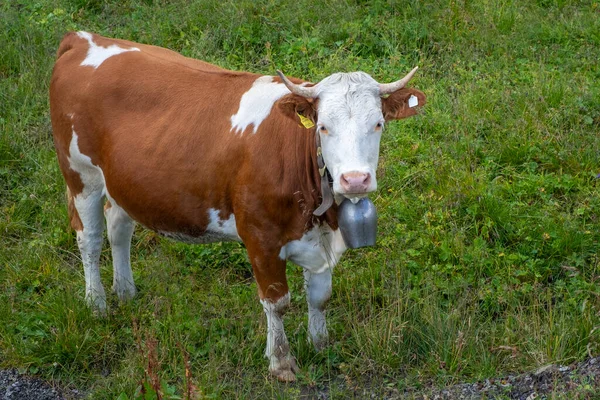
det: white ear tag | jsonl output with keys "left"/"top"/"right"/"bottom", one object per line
{"left": 408, "top": 95, "right": 418, "bottom": 108}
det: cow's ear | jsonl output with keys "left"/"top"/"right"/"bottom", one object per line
{"left": 381, "top": 88, "right": 426, "bottom": 121}
{"left": 278, "top": 94, "right": 317, "bottom": 125}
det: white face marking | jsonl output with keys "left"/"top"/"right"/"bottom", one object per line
{"left": 77, "top": 31, "right": 140, "bottom": 69}
{"left": 279, "top": 224, "right": 346, "bottom": 274}
{"left": 230, "top": 76, "right": 290, "bottom": 134}
{"left": 158, "top": 208, "right": 240, "bottom": 244}
{"left": 314, "top": 72, "right": 384, "bottom": 198}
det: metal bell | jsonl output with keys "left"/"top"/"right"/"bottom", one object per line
{"left": 338, "top": 197, "right": 378, "bottom": 249}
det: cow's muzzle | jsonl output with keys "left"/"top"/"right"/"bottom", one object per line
{"left": 340, "top": 171, "right": 371, "bottom": 194}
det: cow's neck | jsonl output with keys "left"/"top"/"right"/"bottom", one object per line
{"left": 312, "top": 131, "right": 334, "bottom": 217}
{"left": 298, "top": 125, "right": 338, "bottom": 230}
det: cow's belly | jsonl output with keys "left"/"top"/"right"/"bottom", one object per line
{"left": 157, "top": 230, "right": 240, "bottom": 244}
{"left": 155, "top": 209, "right": 241, "bottom": 244}
{"left": 67, "top": 139, "right": 242, "bottom": 245}
{"left": 99, "top": 151, "right": 240, "bottom": 243}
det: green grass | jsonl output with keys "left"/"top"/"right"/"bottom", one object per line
{"left": 2, "top": 0, "right": 600, "bottom": 398}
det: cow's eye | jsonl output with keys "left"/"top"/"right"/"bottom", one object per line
{"left": 375, "top": 122, "right": 383, "bottom": 131}
{"left": 319, "top": 125, "right": 328, "bottom": 135}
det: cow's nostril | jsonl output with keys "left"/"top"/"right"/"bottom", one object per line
{"left": 340, "top": 172, "right": 371, "bottom": 193}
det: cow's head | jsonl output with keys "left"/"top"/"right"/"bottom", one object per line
{"left": 278, "top": 68, "right": 426, "bottom": 202}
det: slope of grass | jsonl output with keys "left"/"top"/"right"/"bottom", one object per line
{"left": 1, "top": 0, "right": 600, "bottom": 398}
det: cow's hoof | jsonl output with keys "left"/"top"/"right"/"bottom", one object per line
{"left": 274, "top": 369, "right": 296, "bottom": 382}
{"left": 113, "top": 283, "right": 137, "bottom": 302}
{"left": 311, "top": 334, "right": 329, "bottom": 352}
{"left": 86, "top": 292, "right": 107, "bottom": 316}
{"left": 270, "top": 357, "right": 299, "bottom": 382}
{"left": 312, "top": 340, "right": 327, "bottom": 352}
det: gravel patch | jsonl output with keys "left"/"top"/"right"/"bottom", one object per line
{"left": 3, "top": 357, "right": 600, "bottom": 399}
{"left": 412, "top": 356, "right": 600, "bottom": 399}
{"left": 301, "top": 356, "right": 600, "bottom": 399}
{"left": 0, "top": 369, "right": 81, "bottom": 400}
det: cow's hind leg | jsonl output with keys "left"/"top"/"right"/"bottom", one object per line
{"left": 105, "top": 201, "right": 136, "bottom": 301}
{"left": 68, "top": 186, "right": 107, "bottom": 312}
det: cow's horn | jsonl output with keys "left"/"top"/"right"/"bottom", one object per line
{"left": 378, "top": 66, "right": 419, "bottom": 95}
{"left": 277, "top": 70, "right": 317, "bottom": 98}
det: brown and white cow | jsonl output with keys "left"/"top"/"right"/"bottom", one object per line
{"left": 50, "top": 32, "right": 426, "bottom": 381}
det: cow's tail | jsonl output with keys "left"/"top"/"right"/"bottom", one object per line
{"left": 66, "top": 187, "right": 76, "bottom": 228}
{"left": 56, "top": 31, "right": 79, "bottom": 59}
{"left": 66, "top": 186, "right": 83, "bottom": 231}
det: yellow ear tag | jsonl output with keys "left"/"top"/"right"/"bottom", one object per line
{"left": 297, "top": 113, "right": 315, "bottom": 129}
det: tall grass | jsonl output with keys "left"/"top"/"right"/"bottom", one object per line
{"left": 1, "top": 0, "right": 600, "bottom": 398}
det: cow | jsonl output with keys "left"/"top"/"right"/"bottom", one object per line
{"left": 49, "top": 32, "right": 426, "bottom": 382}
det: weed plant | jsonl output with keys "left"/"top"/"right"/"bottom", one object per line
{"left": 1, "top": 0, "right": 600, "bottom": 398}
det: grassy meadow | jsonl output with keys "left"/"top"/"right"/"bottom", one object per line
{"left": 2, "top": 0, "right": 600, "bottom": 398}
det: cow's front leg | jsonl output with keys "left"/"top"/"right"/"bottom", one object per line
{"left": 304, "top": 268, "right": 332, "bottom": 351}
{"left": 247, "top": 246, "right": 298, "bottom": 382}
{"left": 261, "top": 292, "right": 298, "bottom": 382}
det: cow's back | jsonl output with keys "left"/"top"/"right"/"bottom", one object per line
{"left": 50, "top": 32, "right": 269, "bottom": 238}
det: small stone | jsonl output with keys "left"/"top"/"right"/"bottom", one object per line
{"left": 534, "top": 364, "right": 557, "bottom": 376}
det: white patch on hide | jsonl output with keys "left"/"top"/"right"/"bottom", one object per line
{"left": 206, "top": 208, "right": 240, "bottom": 239}
{"left": 77, "top": 31, "right": 140, "bottom": 69}
{"left": 158, "top": 208, "right": 241, "bottom": 244}
{"left": 68, "top": 129, "right": 106, "bottom": 198}
{"left": 230, "top": 76, "right": 290, "bottom": 134}
{"left": 279, "top": 224, "right": 346, "bottom": 274}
